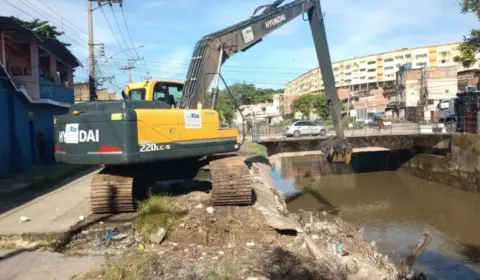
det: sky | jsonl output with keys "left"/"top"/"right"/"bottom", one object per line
{"left": 1, "top": 0, "right": 478, "bottom": 95}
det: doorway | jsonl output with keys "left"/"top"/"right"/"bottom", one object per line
{"left": 29, "top": 120, "right": 36, "bottom": 165}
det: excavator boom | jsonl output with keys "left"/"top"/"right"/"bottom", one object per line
{"left": 178, "top": 0, "right": 352, "bottom": 164}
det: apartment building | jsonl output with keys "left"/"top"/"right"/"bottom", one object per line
{"left": 283, "top": 42, "right": 480, "bottom": 115}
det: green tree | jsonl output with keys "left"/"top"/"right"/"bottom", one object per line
{"left": 219, "top": 82, "right": 282, "bottom": 105}
{"left": 216, "top": 101, "right": 234, "bottom": 124}
{"left": 291, "top": 92, "right": 329, "bottom": 119}
{"left": 453, "top": 0, "right": 479, "bottom": 67}
{"left": 11, "top": 17, "right": 71, "bottom": 47}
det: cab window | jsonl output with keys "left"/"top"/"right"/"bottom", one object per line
{"left": 153, "top": 82, "right": 183, "bottom": 106}
{"left": 129, "top": 88, "right": 145, "bottom": 100}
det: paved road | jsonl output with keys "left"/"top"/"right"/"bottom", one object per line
{"left": 0, "top": 249, "right": 105, "bottom": 280}
{"left": 0, "top": 169, "right": 100, "bottom": 235}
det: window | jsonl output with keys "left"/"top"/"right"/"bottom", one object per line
{"left": 368, "top": 61, "right": 376, "bottom": 65}
{"left": 345, "top": 72, "right": 352, "bottom": 76}
{"left": 360, "top": 76, "right": 366, "bottom": 79}
{"left": 153, "top": 82, "right": 184, "bottom": 106}
{"left": 416, "top": 54, "right": 427, "bottom": 58}
{"left": 368, "top": 76, "right": 375, "bottom": 80}
{"left": 345, "top": 79, "right": 351, "bottom": 83}
{"left": 384, "top": 66, "right": 394, "bottom": 70}
{"left": 360, "top": 68, "right": 366, "bottom": 72}
{"left": 345, "top": 65, "right": 351, "bottom": 70}
{"left": 384, "top": 58, "right": 394, "bottom": 62}
{"left": 440, "top": 51, "right": 451, "bottom": 56}
{"left": 333, "top": 67, "right": 339, "bottom": 71}
{"left": 405, "top": 54, "right": 411, "bottom": 58}
{"left": 416, "top": 62, "right": 427, "bottom": 67}
{"left": 367, "top": 68, "right": 376, "bottom": 72}
{"left": 395, "top": 55, "right": 404, "bottom": 59}
{"left": 129, "top": 88, "right": 146, "bottom": 100}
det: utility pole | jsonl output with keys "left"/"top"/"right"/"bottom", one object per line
{"left": 87, "top": 0, "right": 123, "bottom": 101}
{"left": 120, "top": 57, "right": 143, "bottom": 82}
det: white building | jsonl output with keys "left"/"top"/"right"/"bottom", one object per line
{"left": 234, "top": 94, "right": 283, "bottom": 125}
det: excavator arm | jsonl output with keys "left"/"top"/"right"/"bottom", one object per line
{"left": 178, "top": 0, "right": 352, "bottom": 164}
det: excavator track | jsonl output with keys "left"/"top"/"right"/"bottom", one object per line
{"left": 90, "top": 168, "right": 135, "bottom": 214}
{"left": 208, "top": 154, "right": 253, "bottom": 206}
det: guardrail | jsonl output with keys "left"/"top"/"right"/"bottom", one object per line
{"left": 234, "top": 116, "right": 480, "bottom": 142}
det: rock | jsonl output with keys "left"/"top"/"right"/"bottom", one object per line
{"left": 311, "top": 234, "right": 319, "bottom": 240}
{"left": 79, "top": 215, "right": 85, "bottom": 221}
{"left": 111, "top": 233, "right": 128, "bottom": 241}
{"left": 195, "top": 203, "right": 203, "bottom": 209}
{"left": 218, "top": 250, "right": 224, "bottom": 255}
{"left": 150, "top": 228, "right": 167, "bottom": 244}
{"left": 261, "top": 235, "right": 275, "bottom": 244}
{"left": 246, "top": 241, "right": 255, "bottom": 247}
{"left": 206, "top": 207, "right": 215, "bottom": 214}
{"left": 246, "top": 277, "right": 270, "bottom": 280}
{"left": 342, "top": 258, "right": 359, "bottom": 274}
{"left": 188, "top": 191, "right": 209, "bottom": 202}
{"left": 19, "top": 216, "right": 30, "bottom": 223}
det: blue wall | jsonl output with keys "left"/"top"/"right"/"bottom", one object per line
{"left": 39, "top": 76, "right": 74, "bottom": 104}
{"left": 0, "top": 87, "right": 68, "bottom": 176}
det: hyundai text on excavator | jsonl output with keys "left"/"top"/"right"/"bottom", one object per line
{"left": 54, "top": 0, "right": 352, "bottom": 214}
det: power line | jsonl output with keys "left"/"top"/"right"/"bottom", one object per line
{"left": 99, "top": 5, "right": 128, "bottom": 59}
{"left": 109, "top": 4, "right": 134, "bottom": 58}
{"left": 36, "top": 0, "right": 102, "bottom": 44}
{"left": 3, "top": 0, "right": 89, "bottom": 50}
{"left": 119, "top": 5, "right": 150, "bottom": 79}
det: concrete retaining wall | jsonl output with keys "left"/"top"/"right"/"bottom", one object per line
{"left": 400, "top": 134, "right": 480, "bottom": 193}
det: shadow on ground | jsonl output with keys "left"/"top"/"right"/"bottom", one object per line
{"left": 0, "top": 166, "right": 101, "bottom": 215}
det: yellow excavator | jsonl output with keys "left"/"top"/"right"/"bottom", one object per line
{"left": 54, "top": 0, "right": 352, "bottom": 214}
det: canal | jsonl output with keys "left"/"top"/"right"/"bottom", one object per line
{"left": 271, "top": 153, "right": 480, "bottom": 280}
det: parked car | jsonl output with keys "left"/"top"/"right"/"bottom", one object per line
{"left": 283, "top": 120, "right": 327, "bottom": 137}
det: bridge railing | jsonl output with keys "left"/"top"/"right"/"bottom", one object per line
{"left": 235, "top": 117, "right": 480, "bottom": 142}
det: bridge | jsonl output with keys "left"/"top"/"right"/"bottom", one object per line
{"left": 256, "top": 133, "right": 452, "bottom": 156}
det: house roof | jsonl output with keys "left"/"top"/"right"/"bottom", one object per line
{"left": 0, "top": 16, "right": 81, "bottom": 68}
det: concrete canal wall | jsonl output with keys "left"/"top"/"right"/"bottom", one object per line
{"left": 400, "top": 134, "right": 480, "bottom": 193}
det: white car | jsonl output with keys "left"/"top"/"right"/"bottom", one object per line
{"left": 283, "top": 120, "right": 327, "bottom": 137}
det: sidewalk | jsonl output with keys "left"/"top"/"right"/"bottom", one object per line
{"left": 0, "top": 163, "right": 92, "bottom": 196}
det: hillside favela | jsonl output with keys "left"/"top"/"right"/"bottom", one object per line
{"left": 0, "top": 1, "right": 479, "bottom": 280}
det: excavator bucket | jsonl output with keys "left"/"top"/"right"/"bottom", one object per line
{"left": 328, "top": 150, "right": 352, "bottom": 165}
{"left": 320, "top": 136, "right": 353, "bottom": 165}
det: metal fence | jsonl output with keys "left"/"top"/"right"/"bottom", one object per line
{"left": 234, "top": 116, "right": 480, "bottom": 142}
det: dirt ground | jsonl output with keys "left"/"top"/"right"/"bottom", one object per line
{"left": 68, "top": 190, "right": 339, "bottom": 280}
{"left": 65, "top": 182, "right": 408, "bottom": 280}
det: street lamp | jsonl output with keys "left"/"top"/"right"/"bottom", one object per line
{"left": 99, "top": 44, "right": 146, "bottom": 68}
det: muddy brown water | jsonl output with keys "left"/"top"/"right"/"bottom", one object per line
{"left": 271, "top": 154, "right": 480, "bottom": 280}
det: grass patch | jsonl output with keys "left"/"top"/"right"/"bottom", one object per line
{"left": 0, "top": 242, "right": 17, "bottom": 249}
{"left": 134, "top": 195, "right": 186, "bottom": 233}
{"left": 72, "top": 250, "right": 152, "bottom": 280}
{"left": 240, "top": 142, "right": 268, "bottom": 158}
